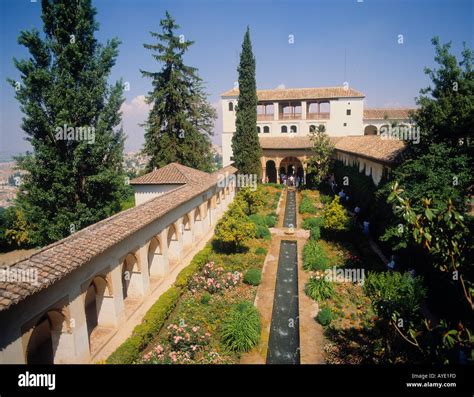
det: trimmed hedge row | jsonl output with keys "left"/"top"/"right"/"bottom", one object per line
{"left": 106, "top": 245, "right": 212, "bottom": 364}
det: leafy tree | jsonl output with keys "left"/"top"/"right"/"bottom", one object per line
{"left": 5, "top": 209, "right": 30, "bottom": 247}
{"left": 214, "top": 203, "right": 255, "bottom": 252}
{"left": 412, "top": 37, "right": 473, "bottom": 153}
{"left": 322, "top": 196, "right": 350, "bottom": 231}
{"left": 9, "top": 0, "right": 127, "bottom": 246}
{"left": 307, "top": 125, "right": 334, "bottom": 185}
{"left": 377, "top": 38, "right": 473, "bottom": 250}
{"left": 378, "top": 144, "right": 471, "bottom": 250}
{"left": 231, "top": 27, "right": 262, "bottom": 177}
{"left": 141, "top": 11, "right": 216, "bottom": 172}
{"left": 234, "top": 186, "right": 265, "bottom": 215}
{"left": 385, "top": 183, "right": 473, "bottom": 363}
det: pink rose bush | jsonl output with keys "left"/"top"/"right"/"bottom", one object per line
{"left": 141, "top": 323, "right": 211, "bottom": 364}
{"left": 189, "top": 262, "right": 242, "bottom": 294}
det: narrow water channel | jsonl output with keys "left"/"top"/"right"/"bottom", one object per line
{"left": 266, "top": 189, "right": 300, "bottom": 364}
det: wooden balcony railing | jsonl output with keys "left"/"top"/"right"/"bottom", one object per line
{"left": 257, "top": 114, "right": 274, "bottom": 121}
{"left": 278, "top": 113, "right": 302, "bottom": 120}
{"left": 307, "top": 112, "right": 330, "bottom": 120}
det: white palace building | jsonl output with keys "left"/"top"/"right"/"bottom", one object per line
{"left": 221, "top": 86, "right": 416, "bottom": 186}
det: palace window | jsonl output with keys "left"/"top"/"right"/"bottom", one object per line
{"left": 257, "top": 126, "right": 261, "bottom": 133}
{"left": 281, "top": 125, "right": 287, "bottom": 133}
{"left": 263, "top": 126, "right": 270, "bottom": 133}
{"left": 346, "top": 109, "right": 351, "bottom": 115}
{"left": 309, "top": 125, "right": 316, "bottom": 133}
{"left": 228, "top": 102, "right": 234, "bottom": 111}
{"left": 290, "top": 125, "right": 297, "bottom": 133}
{"left": 343, "top": 122, "right": 347, "bottom": 127}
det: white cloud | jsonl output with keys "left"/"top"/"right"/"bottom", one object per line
{"left": 120, "top": 95, "right": 150, "bottom": 152}
{"left": 120, "top": 95, "right": 150, "bottom": 117}
{"left": 276, "top": 83, "right": 286, "bottom": 89}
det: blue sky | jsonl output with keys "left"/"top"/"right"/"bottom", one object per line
{"left": 0, "top": 0, "right": 472, "bottom": 155}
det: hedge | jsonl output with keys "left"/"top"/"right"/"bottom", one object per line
{"left": 106, "top": 245, "right": 212, "bottom": 364}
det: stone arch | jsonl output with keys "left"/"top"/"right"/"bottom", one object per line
{"left": 25, "top": 309, "right": 69, "bottom": 364}
{"left": 265, "top": 160, "right": 277, "bottom": 183}
{"left": 281, "top": 125, "right": 287, "bottom": 133}
{"left": 263, "top": 126, "right": 270, "bottom": 133}
{"left": 364, "top": 125, "right": 378, "bottom": 135}
{"left": 148, "top": 236, "right": 166, "bottom": 276}
{"left": 193, "top": 207, "right": 203, "bottom": 241}
{"left": 290, "top": 125, "right": 297, "bottom": 133}
{"left": 167, "top": 223, "right": 180, "bottom": 265}
{"left": 121, "top": 252, "right": 142, "bottom": 300}
{"left": 181, "top": 214, "right": 193, "bottom": 251}
{"left": 207, "top": 199, "right": 212, "bottom": 226}
{"left": 84, "top": 275, "right": 115, "bottom": 343}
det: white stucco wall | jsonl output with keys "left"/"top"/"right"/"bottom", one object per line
{"left": 133, "top": 184, "right": 182, "bottom": 206}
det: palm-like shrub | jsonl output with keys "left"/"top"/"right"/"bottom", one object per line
{"left": 302, "top": 240, "right": 329, "bottom": 270}
{"left": 220, "top": 301, "right": 261, "bottom": 352}
{"left": 305, "top": 276, "right": 334, "bottom": 301}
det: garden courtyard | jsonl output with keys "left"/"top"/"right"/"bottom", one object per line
{"left": 106, "top": 182, "right": 427, "bottom": 365}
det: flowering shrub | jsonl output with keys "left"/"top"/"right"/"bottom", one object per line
{"left": 142, "top": 323, "right": 211, "bottom": 364}
{"left": 189, "top": 262, "right": 242, "bottom": 294}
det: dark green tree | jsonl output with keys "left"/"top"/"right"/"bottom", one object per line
{"left": 141, "top": 11, "right": 216, "bottom": 172}
{"left": 9, "top": 0, "right": 127, "bottom": 246}
{"left": 412, "top": 37, "right": 474, "bottom": 153}
{"left": 231, "top": 27, "right": 262, "bottom": 178}
{"left": 376, "top": 38, "right": 473, "bottom": 250}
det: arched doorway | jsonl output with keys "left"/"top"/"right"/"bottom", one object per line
{"left": 167, "top": 224, "right": 180, "bottom": 265}
{"left": 85, "top": 276, "right": 114, "bottom": 343}
{"left": 364, "top": 125, "right": 378, "bottom": 135}
{"left": 265, "top": 160, "right": 277, "bottom": 183}
{"left": 193, "top": 208, "right": 203, "bottom": 241}
{"left": 181, "top": 214, "right": 192, "bottom": 251}
{"left": 280, "top": 157, "right": 304, "bottom": 185}
{"left": 148, "top": 236, "right": 166, "bottom": 276}
{"left": 122, "top": 253, "right": 141, "bottom": 300}
{"left": 26, "top": 310, "right": 66, "bottom": 364}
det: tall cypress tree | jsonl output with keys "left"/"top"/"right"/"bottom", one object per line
{"left": 9, "top": 0, "right": 126, "bottom": 246}
{"left": 141, "top": 11, "right": 216, "bottom": 172}
{"left": 232, "top": 27, "right": 262, "bottom": 177}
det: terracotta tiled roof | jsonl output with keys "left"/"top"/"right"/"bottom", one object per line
{"left": 130, "top": 162, "right": 211, "bottom": 185}
{"left": 260, "top": 136, "right": 406, "bottom": 164}
{"left": 221, "top": 86, "right": 365, "bottom": 100}
{"left": 0, "top": 165, "right": 237, "bottom": 311}
{"left": 363, "top": 108, "right": 416, "bottom": 120}
{"left": 334, "top": 136, "right": 406, "bottom": 164}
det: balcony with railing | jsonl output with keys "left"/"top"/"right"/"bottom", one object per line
{"left": 306, "top": 112, "right": 330, "bottom": 120}
{"left": 257, "top": 102, "right": 274, "bottom": 122}
{"left": 307, "top": 101, "right": 330, "bottom": 120}
{"left": 257, "top": 114, "right": 274, "bottom": 121}
{"left": 279, "top": 101, "right": 302, "bottom": 120}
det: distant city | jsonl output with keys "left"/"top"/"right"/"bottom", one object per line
{"left": 0, "top": 147, "right": 223, "bottom": 208}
